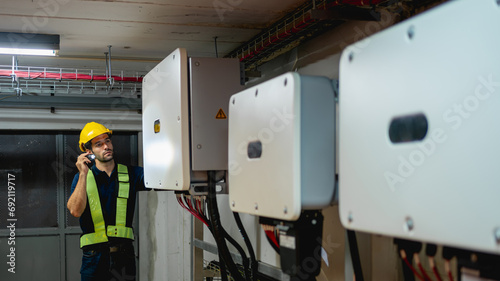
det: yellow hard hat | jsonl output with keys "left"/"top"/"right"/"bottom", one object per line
{"left": 79, "top": 122, "right": 113, "bottom": 152}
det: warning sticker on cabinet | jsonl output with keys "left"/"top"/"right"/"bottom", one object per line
{"left": 215, "top": 108, "right": 227, "bottom": 119}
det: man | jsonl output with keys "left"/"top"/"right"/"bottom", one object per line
{"left": 67, "top": 122, "right": 145, "bottom": 281}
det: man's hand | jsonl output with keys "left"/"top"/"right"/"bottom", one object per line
{"left": 68, "top": 152, "right": 92, "bottom": 217}
{"left": 76, "top": 152, "right": 92, "bottom": 174}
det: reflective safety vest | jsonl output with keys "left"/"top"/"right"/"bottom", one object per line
{"left": 80, "top": 164, "right": 134, "bottom": 248}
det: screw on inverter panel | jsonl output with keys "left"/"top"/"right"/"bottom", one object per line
{"left": 405, "top": 217, "right": 414, "bottom": 232}
{"left": 255, "top": 89, "right": 258, "bottom": 97}
{"left": 348, "top": 212, "right": 353, "bottom": 223}
{"left": 348, "top": 52, "right": 354, "bottom": 63}
{"left": 254, "top": 203, "right": 258, "bottom": 210}
{"left": 231, "top": 201, "right": 235, "bottom": 207}
{"left": 284, "top": 78, "right": 288, "bottom": 86}
{"left": 197, "top": 144, "right": 202, "bottom": 149}
{"left": 195, "top": 61, "right": 200, "bottom": 67}
{"left": 407, "top": 25, "right": 415, "bottom": 40}
{"left": 283, "top": 206, "right": 288, "bottom": 214}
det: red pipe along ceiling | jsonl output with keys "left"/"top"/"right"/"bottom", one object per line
{"left": 0, "top": 70, "right": 143, "bottom": 83}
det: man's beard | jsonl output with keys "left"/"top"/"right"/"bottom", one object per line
{"left": 95, "top": 150, "right": 113, "bottom": 162}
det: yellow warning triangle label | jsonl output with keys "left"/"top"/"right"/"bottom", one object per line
{"left": 215, "top": 108, "right": 227, "bottom": 119}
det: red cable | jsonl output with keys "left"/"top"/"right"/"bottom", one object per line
{"left": 197, "top": 198, "right": 204, "bottom": 215}
{"left": 444, "top": 260, "right": 453, "bottom": 281}
{"left": 195, "top": 198, "right": 200, "bottom": 213}
{"left": 264, "top": 230, "right": 280, "bottom": 249}
{"left": 428, "top": 256, "right": 443, "bottom": 281}
{"left": 417, "top": 263, "right": 433, "bottom": 281}
{"left": 176, "top": 196, "right": 209, "bottom": 227}
{"left": 432, "top": 267, "right": 443, "bottom": 281}
{"left": 182, "top": 195, "right": 198, "bottom": 215}
{"left": 400, "top": 250, "right": 426, "bottom": 281}
{"left": 194, "top": 197, "right": 208, "bottom": 222}
{"left": 184, "top": 196, "right": 210, "bottom": 227}
{"left": 402, "top": 257, "right": 425, "bottom": 281}
{"left": 177, "top": 196, "right": 192, "bottom": 213}
{"left": 185, "top": 195, "right": 207, "bottom": 222}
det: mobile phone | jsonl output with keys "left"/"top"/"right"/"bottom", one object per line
{"left": 86, "top": 154, "right": 96, "bottom": 168}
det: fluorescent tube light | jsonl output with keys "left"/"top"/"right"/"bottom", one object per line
{"left": 0, "top": 47, "right": 57, "bottom": 56}
{"left": 0, "top": 33, "right": 59, "bottom": 56}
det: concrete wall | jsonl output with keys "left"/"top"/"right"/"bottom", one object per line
{"left": 138, "top": 190, "right": 192, "bottom": 281}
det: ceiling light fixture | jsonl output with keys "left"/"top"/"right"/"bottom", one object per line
{"left": 0, "top": 47, "right": 57, "bottom": 56}
{"left": 0, "top": 32, "right": 59, "bottom": 56}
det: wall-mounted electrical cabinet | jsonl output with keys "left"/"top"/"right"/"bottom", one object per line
{"left": 142, "top": 48, "right": 242, "bottom": 191}
{"left": 228, "top": 72, "right": 336, "bottom": 221}
{"left": 339, "top": 0, "right": 500, "bottom": 254}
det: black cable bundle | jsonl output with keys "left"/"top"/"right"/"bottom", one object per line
{"left": 222, "top": 227, "right": 251, "bottom": 281}
{"left": 207, "top": 171, "right": 245, "bottom": 281}
{"left": 234, "top": 212, "right": 258, "bottom": 281}
{"left": 347, "top": 230, "right": 364, "bottom": 281}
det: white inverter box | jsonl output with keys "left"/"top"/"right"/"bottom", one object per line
{"left": 339, "top": 0, "right": 500, "bottom": 254}
{"left": 228, "top": 72, "right": 336, "bottom": 221}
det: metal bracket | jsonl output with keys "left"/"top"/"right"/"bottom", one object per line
{"left": 189, "top": 182, "right": 228, "bottom": 196}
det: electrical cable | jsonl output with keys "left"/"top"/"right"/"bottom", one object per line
{"left": 176, "top": 194, "right": 210, "bottom": 227}
{"left": 425, "top": 244, "right": 443, "bottom": 281}
{"left": 221, "top": 227, "right": 251, "bottom": 281}
{"left": 207, "top": 171, "right": 245, "bottom": 281}
{"left": 262, "top": 225, "right": 280, "bottom": 253}
{"left": 219, "top": 253, "right": 229, "bottom": 281}
{"left": 347, "top": 230, "right": 365, "bottom": 281}
{"left": 413, "top": 253, "right": 432, "bottom": 281}
{"left": 196, "top": 188, "right": 249, "bottom": 280}
{"left": 198, "top": 197, "right": 210, "bottom": 223}
{"left": 428, "top": 257, "right": 443, "bottom": 281}
{"left": 265, "top": 231, "right": 280, "bottom": 254}
{"left": 175, "top": 183, "right": 250, "bottom": 280}
{"left": 442, "top": 247, "right": 456, "bottom": 281}
{"left": 178, "top": 193, "right": 234, "bottom": 281}
{"left": 444, "top": 260, "right": 453, "bottom": 281}
{"left": 417, "top": 263, "right": 432, "bottom": 281}
{"left": 400, "top": 249, "right": 425, "bottom": 281}
{"left": 234, "top": 212, "right": 258, "bottom": 281}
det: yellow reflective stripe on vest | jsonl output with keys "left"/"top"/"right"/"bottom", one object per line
{"left": 80, "top": 231, "right": 108, "bottom": 247}
{"left": 117, "top": 165, "right": 130, "bottom": 199}
{"left": 107, "top": 225, "right": 135, "bottom": 239}
{"left": 115, "top": 197, "right": 127, "bottom": 226}
{"left": 80, "top": 164, "right": 133, "bottom": 248}
{"left": 81, "top": 169, "right": 108, "bottom": 248}
{"left": 107, "top": 165, "right": 134, "bottom": 239}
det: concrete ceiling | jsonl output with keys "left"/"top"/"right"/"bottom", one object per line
{"left": 0, "top": 0, "right": 307, "bottom": 70}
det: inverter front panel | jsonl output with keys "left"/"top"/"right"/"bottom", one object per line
{"left": 339, "top": 0, "right": 500, "bottom": 254}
